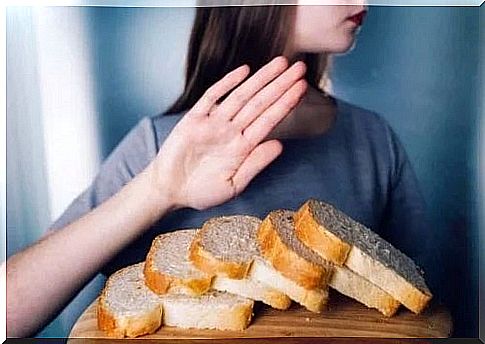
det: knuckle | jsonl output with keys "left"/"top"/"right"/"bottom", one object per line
{"left": 254, "top": 73, "right": 266, "bottom": 85}
{"left": 188, "top": 107, "right": 206, "bottom": 118}
{"left": 249, "top": 97, "right": 265, "bottom": 110}
{"left": 231, "top": 91, "right": 249, "bottom": 108}
{"left": 258, "top": 115, "right": 278, "bottom": 130}
{"left": 250, "top": 74, "right": 264, "bottom": 86}
{"left": 279, "top": 97, "right": 296, "bottom": 111}
{"left": 267, "top": 115, "right": 279, "bottom": 127}
{"left": 209, "top": 105, "right": 222, "bottom": 118}
{"left": 204, "top": 88, "right": 219, "bottom": 103}
{"left": 230, "top": 88, "right": 246, "bottom": 101}
{"left": 240, "top": 131, "right": 255, "bottom": 150}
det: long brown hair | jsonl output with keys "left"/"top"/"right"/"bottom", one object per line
{"left": 166, "top": 5, "right": 330, "bottom": 115}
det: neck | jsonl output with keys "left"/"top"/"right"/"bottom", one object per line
{"left": 267, "top": 85, "right": 337, "bottom": 140}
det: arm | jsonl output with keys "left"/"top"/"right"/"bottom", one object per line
{"left": 6, "top": 160, "right": 174, "bottom": 338}
{"left": 6, "top": 56, "right": 307, "bottom": 337}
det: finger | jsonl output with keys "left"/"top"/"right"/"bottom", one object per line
{"left": 231, "top": 140, "right": 283, "bottom": 195}
{"left": 232, "top": 61, "right": 307, "bottom": 129}
{"left": 211, "top": 56, "right": 288, "bottom": 120}
{"left": 243, "top": 79, "right": 307, "bottom": 146}
{"left": 189, "top": 64, "right": 250, "bottom": 117}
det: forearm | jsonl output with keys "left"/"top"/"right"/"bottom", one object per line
{"left": 6, "top": 162, "right": 175, "bottom": 337}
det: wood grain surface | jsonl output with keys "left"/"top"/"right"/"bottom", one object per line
{"left": 68, "top": 291, "right": 452, "bottom": 342}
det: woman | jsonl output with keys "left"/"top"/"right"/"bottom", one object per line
{"left": 7, "top": 4, "right": 437, "bottom": 337}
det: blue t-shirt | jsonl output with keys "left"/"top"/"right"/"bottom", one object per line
{"left": 48, "top": 96, "right": 439, "bottom": 292}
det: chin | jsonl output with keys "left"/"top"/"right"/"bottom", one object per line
{"left": 330, "top": 36, "right": 357, "bottom": 54}
{"left": 301, "top": 34, "right": 358, "bottom": 55}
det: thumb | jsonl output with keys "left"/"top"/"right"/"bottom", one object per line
{"left": 231, "top": 139, "right": 283, "bottom": 196}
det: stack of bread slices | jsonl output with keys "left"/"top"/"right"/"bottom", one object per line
{"left": 97, "top": 199, "right": 433, "bottom": 338}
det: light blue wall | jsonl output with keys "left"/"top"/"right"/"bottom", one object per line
{"left": 479, "top": 4, "right": 484, "bottom": 341}
{"left": 85, "top": 7, "right": 195, "bottom": 158}
{"left": 6, "top": 8, "right": 51, "bottom": 259}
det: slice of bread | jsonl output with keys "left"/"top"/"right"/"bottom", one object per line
{"left": 330, "top": 266, "right": 401, "bottom": 317}
{"left": 189, "top": 215, "right": 262, "bottom": 279}
{"left": 144, "top": 229, "right": 213, "bottom": 296}
{"left": 97, "top": 263, "right": 163, "bottom": 338}
{"left": 98, "top": 263, "right": 255, "bottom": 337}
{"left": 189, "top": 216, "right": 292, "bottom": 310}
{"left": 294, "top": 199, "right": 432, "bottom": 314}
{"left": 255, "top": 207, "right": 399, "bottom": 316}
{"left": 257, "top": 209, "right": 334, "bottom": 290}
{"left": 160, "top": 290, "right": 254, "bottom": 331}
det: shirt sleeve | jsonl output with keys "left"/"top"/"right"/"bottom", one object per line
{"left": 380, "top": 126, "right": 445, "bottom": 301}
{"left": 46, "top": 116, "right": 159, "bottom": 232}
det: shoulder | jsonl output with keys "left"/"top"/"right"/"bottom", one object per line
{"left": 109, "top": 111, "right": 185, "bottom": 165}
{"left": 332, "top": 97, "right": 408, "bottom": 179}
{"left": 333, "top": 97, "right": 403, "bottom": 151}
{"left": 104, "top": 116, "right": 159, "bottom": 170}
{"left": 333, "top": 97, "right": 394, "bottom": 137}
{"left": 150, "top": 111, "right": 186, "bottom": 149}
{"left": 111, "top": 112, "right": 183, "bottom": 161}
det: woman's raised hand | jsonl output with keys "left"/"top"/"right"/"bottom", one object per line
{"left": 149, "top": 56, "right": 307, "bottom": 211}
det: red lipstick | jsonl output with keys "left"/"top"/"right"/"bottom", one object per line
{"left": 347, "top": 10, "right": 367, "bottom": 26}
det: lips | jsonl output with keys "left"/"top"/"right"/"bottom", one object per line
{"left": 346, "top": 10, "right": 367, "bottom": 26}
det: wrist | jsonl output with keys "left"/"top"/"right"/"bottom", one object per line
{"left": 141, "top": 161, "right": 183, "bottom": 216}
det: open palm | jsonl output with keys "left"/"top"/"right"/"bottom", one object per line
{"left": 152, "top": 57, "right": 307, "bottom": 210}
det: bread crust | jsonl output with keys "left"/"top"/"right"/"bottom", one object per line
{"left": 257, "top": 211, "right": 331, "bottom": 290}
{"left": 144, "top": 232, "right": 213, "bottom": 295}
{"left": 144, "top": 252, "right": 213, "bottom": 296}
{"left": 228, "top": 302, "right": 255, "bottom": 331}
{"left": 329, "top": 266, "right": 401, "bottom": 317}
{"left": 250, "top": 258, "right": 328, "bottom": 313}
{"left": 97, "top": 297, "right": 122, "bottom": 338}
{"left": 189, "top": 229, "right": 252, "bottom": 279}
{"left": 260, "top": 289, "right": 292, "bottom": 310}
{"left": 346, "top": 247, "right": 432, "bottom": 314}
{"left": 97, "top": 291, "right": 162, "bottom": 338}
{"left": 294, "top": 200, "right": 351, "bottom": 265}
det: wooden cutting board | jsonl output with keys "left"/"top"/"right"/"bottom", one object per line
{"left": 68, "top": 292, "right": 452, "bottom": 341}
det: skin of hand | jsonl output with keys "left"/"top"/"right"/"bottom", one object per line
{"left": 5, "top": 55, "right": 307, "bottom": 338}
{"left": 149, "top": 55, "right": 307, "bottom": 211}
